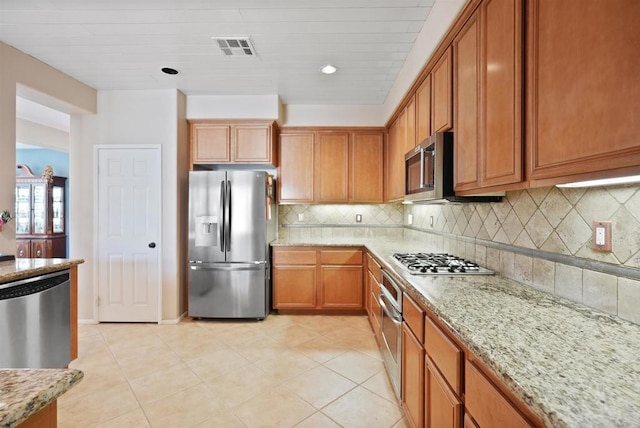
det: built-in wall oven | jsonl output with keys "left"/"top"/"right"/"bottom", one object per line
{"left": 379, "top": 270, "right": 403, "bottom": 399}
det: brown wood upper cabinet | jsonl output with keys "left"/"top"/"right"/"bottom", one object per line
{"left": 416, "top": 74, "right": 432, "bottom": 145}
{"left": 278, "top": 128, "right": 384, "bottom": 204}
{"left": 190, "top": 120, "right": 278, "bottom": 166}
{"left": 386, "top": 117, "right": 405, "bottom": 202}
{"left": 406, "top": 95, "right": 417, "bottom": 152}
{"left": 316, "top": 131, "right": 349, "bottom": 203}
{"left": 454, "top": 0, "right": 524, "bottom": 192}
{"left": 527, "top": 0, "right": 640, "bottom": 184}
{"left": 279, "top": 132, "right": 315, "bottom": 203}
{"left": 431, "top": 47, "right": 454, "bottom": 133}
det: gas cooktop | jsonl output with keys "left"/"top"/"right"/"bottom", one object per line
{"left": 392, "top": 252, "right": 494, "bottom": 275}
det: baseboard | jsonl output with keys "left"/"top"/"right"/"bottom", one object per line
{"left": 160, "top": 311, "right": 187, "bottom": 325}
{"left": 78, "top": 318, "right": 98, "bottom": 325}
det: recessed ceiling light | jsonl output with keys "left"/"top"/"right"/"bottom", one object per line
{"left": 161, "top": 67, "right": 180, "bottom": 75}
{"left": 321, "top": 65, "right": 337, "bottom": 74}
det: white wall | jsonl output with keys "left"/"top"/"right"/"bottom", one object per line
{"left": 83, "top": 89, "right": 185, "bottom": 322}
{"left": 187, "top": 94, "right": 280, "bottom": 120}
{"left": 281, "top": 104, "right": 385, "bottom": 127}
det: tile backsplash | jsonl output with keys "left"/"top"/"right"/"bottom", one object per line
{"left": 405, "top": 185, "right": 640, "bottom": 268}
{"left": 405, "top": 185, "right": 640, "bottom": 325}
{"left": 276, "top": 186, "right": 640, "bottom": 325}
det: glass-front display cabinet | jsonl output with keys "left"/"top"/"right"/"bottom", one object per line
{"left": 15, "top": 164, "right": 67, "bottom": 258}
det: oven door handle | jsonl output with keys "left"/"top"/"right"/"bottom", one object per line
{"left": 378, "top": 294, "right": 402, "bottom": 324}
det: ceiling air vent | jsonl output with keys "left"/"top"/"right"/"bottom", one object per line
{"left": 213, "top": 37, "right": 256, "bottom": 57}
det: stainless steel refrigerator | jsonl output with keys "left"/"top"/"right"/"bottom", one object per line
{"left": 188, "top": 170, "right": 276, "bottom": 319}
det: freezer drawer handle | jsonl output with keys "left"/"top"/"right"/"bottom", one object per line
{"left": 190, "top": 262, "right": 267, "bottom": 271}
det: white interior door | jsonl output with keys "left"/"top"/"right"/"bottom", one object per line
{"left": 97, "top": 147, "right": 161, "bottom": 322}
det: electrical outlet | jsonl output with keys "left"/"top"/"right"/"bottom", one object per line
{"left": 592, "top": 221, "right": 612, "bottom": 252}
{"left": 297, "top": 213, "right": 304, "bottom": 222}
{"left": 407, "top": 214, "right": 413, "bottom": 225}
{"left": 355, "top": 214, "right": 362, "bottom": 223}
{"left": 429, "top": 216, "right": 434, "bottom": 228}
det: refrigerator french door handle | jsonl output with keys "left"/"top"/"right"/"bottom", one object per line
{"left": 219, "top": 180, "right": 225, "bottom": 253}
{"left": 225, "top": 180, "right": 231, "bottom": 252}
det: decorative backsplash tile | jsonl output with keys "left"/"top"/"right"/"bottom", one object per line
{"left": 279, "top": 204, "right": 404, "bottom": 226}
{"left": 405, "top": 185, "right": 640, "bottom": 268}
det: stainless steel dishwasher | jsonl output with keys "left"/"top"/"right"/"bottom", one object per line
{"left": 0, "top": 270, "right": 71, "bottom": 368}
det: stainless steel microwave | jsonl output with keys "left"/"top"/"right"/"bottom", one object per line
{"left": 404, "top": 132, "right": 503, "bottom": 203}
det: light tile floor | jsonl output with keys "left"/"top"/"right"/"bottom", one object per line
{"left": 59, "top": 315, "right": 407, "bottom": 428}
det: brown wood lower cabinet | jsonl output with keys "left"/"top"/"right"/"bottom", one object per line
{"left": 272, "top": 247, "right": 364, "bottom": 312}
{"left": 395, "top": 290, "right": 540, "bottom": 428}
{"left": 402, "top": 323, "right": 424, "bottom": 428}
{"left": 465, "top": 359, "right": 533, "bottom": 428}
{"left": 426, "top": 356, "right": 463, "bottom": 428}
{"left": 19, "top": 400, "right": 57, "bottom": 428}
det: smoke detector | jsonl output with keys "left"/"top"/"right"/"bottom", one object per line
{"left": 212, "top": 37, "right": 257, "bottom": 57}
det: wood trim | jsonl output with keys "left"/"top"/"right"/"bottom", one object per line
{"left": 280, "top": 126, "right": 385, "bottom": 134}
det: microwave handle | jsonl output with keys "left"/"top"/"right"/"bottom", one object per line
{"left": 419, "top": 148, "right": 425, "bottom": 189}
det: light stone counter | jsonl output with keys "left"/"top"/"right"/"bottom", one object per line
{"left": 0, "top": 258, "right": 84, "bottom": 285}
{"left": 273, "top": 238, "right": 640, "bottom": 427}
{"left": 0, "top": 369, "right": 83, "bottom": 427}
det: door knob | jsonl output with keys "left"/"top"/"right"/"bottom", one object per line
{"left": 148, "top": 242, "right": 156, "bottom": 248}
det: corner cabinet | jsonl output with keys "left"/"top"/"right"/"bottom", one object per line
{"left": 278, "top": 128, "right": 384, "bottom": 204}
{"left": 272, "top": 246, "right": 364, "bottom": 312}
{"left": 15, "top": 165, "right": 67, "bottom": 258}
{"left": 190, "top": 120, "right": 279, "bottom": 166}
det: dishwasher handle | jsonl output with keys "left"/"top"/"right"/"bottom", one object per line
{"left": 0, "top": 270, "right": 70, "bottom": 300}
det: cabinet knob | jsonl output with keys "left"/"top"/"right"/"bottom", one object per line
{"left": 148, "top": 242, "right": 156, "bottom": 249}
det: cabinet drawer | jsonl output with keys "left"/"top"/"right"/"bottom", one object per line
{"left": 465, "top": 359, "right": 532, "bottom": 428}
{"left": 366, "top": 252, "right": 382, "bottom": 282}
{"left": 403, "top": 293, "right": 425, "bottom": 345}
{"left": 273, "top": 249, "right": 316, "bottom": 265}
{"left": 320, "top": 249, "right": 363, "bottom": 265}
{"left": 424, "top": 316, "right": 463, "bottom": 395}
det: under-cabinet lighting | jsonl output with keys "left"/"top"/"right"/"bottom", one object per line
{"left": 556, "top": 175, "right": 640, "bottom": 188}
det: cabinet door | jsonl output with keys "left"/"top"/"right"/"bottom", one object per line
{"left": 465, "top": 359, "right": 532, "bottom": 428}
{"left": 233, "top": 124, "right": 274, "bottom": 164}
{"left": 406, "top": 96, "right": 417, "bottom": 152}
{"left": 191, "top": 124, "right": 231, "bottom": 163}
{"left": 273, "top": 266, "right": 317, "bottom": 309}
{"left": 453, "top": 11, "right": 481, "bottom": 192}
{"left": 402, "top": 323, "right": 425, "bottom": 428}
{"left": 315, "top": 132, "right": 349, "bottom": 203}
{"left": 431, "top": 47, "right": 453, "bottom": 132}
{"left": 426, "top": 357, "right": 462, "bottom": 428}
{"left": 386, "top": 117, "right": 405, "bottom": 202}
{"left": 31, "top": 183, "right": 47, "bottom": 235}
{"left": 15, "top": 184, "right": 31, "bottom": 234}
{"left": 31, "top": 239, "right": 51, "bottom": 258}
{"left": 16, "top": 240, "right": 30, "bottom": 258}
{"left": 350, "top": 132, "right": 384, "bottom": 203}
{"left": 480, "top": 0, "right": 523, "bottom": 187}
{"left": 527, "top": 0, "right": 640, "bottom": 182}
{"left": 319, "top": 265, "right": 363, "bottom": 309}
{"left": 279, "top": 133, "right": 314, "bottom": 203}
{"left": 416, "top": 75, "right": 432, "bottom": 144}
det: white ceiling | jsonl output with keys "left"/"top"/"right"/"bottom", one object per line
{"left": 0, "top": 0, "right": 454, "bottom": 105}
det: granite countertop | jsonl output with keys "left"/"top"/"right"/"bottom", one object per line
{"left": 273, "top": 238, "right": 640, "bottom": 427}
{"left": 0, "top": 369, "right": 83, "bottom": 427}
{"left": 0, "top": 258, "right": 84, "bottom": 285}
